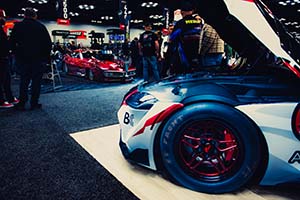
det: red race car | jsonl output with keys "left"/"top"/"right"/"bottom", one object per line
{"left": 63, "top": 49, "right": 136, "bottom": 82}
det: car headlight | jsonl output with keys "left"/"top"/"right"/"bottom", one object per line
{"left": 125, "top": 91, "right": 158, "bottom": 109}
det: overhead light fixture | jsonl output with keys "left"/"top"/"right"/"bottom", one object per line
{"left": 141, "top": 2, "right": 159, "bottom": 8}
{"left": 153, "top": 22, "right": 163, "bottom": 26}
{"left": 100, "top": 16, "right": 114, "bottom": 20}
{"left": 149, "top": 15, "right": 163, "bottom": 19}
{"left": 91, "top": 20, "right": 102, "bottom": 24}
{"left": 28, "top": 0, "right": 48, "bottom": 4}
{"left": 130, "top": 19, "right": 143, "bottom": 23}
{"left": 69, "top": 12, "right": 79, "bottom": 17}
{"left": 78, "top": 4, "right": 95, "bottom": 10}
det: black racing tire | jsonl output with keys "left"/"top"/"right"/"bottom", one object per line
{"left": 159, "top": 102, "right": 262, "bottom": 194}
{"left": 63, "top": 62, "right": 68, "bottom": 74}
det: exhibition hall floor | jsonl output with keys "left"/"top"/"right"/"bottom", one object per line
{"left": 1, "top": 75, "right": 299, "bottom": 199}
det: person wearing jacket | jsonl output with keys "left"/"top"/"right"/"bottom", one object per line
{"left": 10, "top": 7, "right": 52, "bottom": 110}
{"left": 198, "top": 18, "right": 225, "bottom": 67}
{"left": 169, "top": 1, "right": 204, "bottom": 74}
{"left": 0, "top": 8, "right": 19, "bottom": 108}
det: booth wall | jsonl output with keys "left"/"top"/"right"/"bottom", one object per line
{"left": 43, "top": 20, "right": 144, "bottom": 47}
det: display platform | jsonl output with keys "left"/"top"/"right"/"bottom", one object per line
{"left": 70, "top": 124, "right": 295, "bottom": 200}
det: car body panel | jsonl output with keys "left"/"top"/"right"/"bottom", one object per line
{"left": 236, "top": 103, "right": 300, "bottom": 185}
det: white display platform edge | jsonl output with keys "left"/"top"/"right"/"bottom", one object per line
{"left": 70, "top": 124, "right": 282, "bottom": 200}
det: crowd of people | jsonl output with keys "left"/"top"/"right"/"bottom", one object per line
{"left": 135, "top": 1, "right": 230, "bottom": 82}
{"left": 0, "top": 2, "right": 234, "bottom": 110}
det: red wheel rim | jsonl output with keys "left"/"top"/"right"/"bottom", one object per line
{"left": 176, "top": 119, "right": 243, "bottom": 182}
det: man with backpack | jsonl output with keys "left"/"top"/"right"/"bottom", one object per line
{"left": 138, "top": 23, "right": 160, "bottom": 82}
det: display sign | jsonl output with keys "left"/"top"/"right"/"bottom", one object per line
{"left": 57, "top": 18, "right": 70, "bottom": 25}
{"left": 164, "top": 8, "right": 170, "bottom": 28}
{"left": 70, "top": 30, "right": 87, "bottom": 39}
{"left": 56, "top": 0, "right": 69, "bottom": 25}
{"left": 3, "top": 20, "right": 19, "bottom": 36}
{"left": 51, "top": 30, "right": 70, "bottom": 36}
{"left": 119, "top": 24, "right": 125, "bottom": 31}
{"left": 109, "top": 34, "right": 125, "bottom": 42}
{"left": 56, "top": 0, "right": 68, "bottom": 19}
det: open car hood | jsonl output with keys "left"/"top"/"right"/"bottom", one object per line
{"left": 197, "top": 0, "right": 300, "bottom": 77}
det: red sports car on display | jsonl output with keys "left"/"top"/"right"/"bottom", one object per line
{"left": 63, "top": 49, "right": 136, "bottom": 82}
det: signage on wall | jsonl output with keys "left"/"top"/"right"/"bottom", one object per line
{"left": 3, "top": 20, "right": 19, "bottom": 36}
{"left": 70, "top": 30, "right": 87, "bottom": 39}
{"left": 57, "top": 18, "right": 70, "bottom": 25}
{"left": 51, "top": 30, "right": 70, "bottom": 36}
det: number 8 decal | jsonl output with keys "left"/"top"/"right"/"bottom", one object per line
{"left": 124, "top": 112, "right": 130, "bottom": 124}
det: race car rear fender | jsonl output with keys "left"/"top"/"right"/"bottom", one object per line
{"left": 236, "top": 103, "right": 300, "bottom": 185}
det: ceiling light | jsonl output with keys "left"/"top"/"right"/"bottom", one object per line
{"left": 153, "top": 22, "right": 163, "bottom": 26}
{"left": 79, "top": 4, "right": 95, "bottom": 10}
{"left": 141, "top": 2, "right": 159, "bottom": 8}
{"left": 28, "top": 0, "right": 48, "bottom": 3}
{"left": 149, "top": 15, "right": 163, "bottom": 19}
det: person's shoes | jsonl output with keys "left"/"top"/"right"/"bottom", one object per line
{"left": 10, "top": 97, "right": 20, "bottom": 105}
{"left": 30, "top": 103, "right": 42, "bottom": 110}
{"left": 0, "top": 101, "right": 14, "bottom": 108}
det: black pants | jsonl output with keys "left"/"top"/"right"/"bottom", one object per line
{"left": 18, "top": 61, "right": 44, "bottom": 106}
{"left": 0, "top": 58, "right": 14, "bottom": 104}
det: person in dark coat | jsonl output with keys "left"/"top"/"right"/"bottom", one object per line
{"left": 0, "top": 8, "right": 19, "bottom": 108}
{"left": 10, "top": 7, "right": 52, "bottom": 110}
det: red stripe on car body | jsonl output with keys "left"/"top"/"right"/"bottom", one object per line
{"left": 133, "top": 103, "right": 184, "bottom": 137}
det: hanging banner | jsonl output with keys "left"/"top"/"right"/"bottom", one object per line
{"left": 56, "top": 0, "right": 70, "bottom": 25}
{"left": 164, "top": 8, "right": 170, "bottom": 28}
{"left": 119, "top": 0, "right": 130, "bottom": 40}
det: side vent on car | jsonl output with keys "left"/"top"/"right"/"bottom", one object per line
{"left": 292, "top": 104, "right": 300, "bottom": 141}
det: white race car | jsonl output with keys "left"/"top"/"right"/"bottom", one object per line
{"left": 118, "top": 0, "right": 300, "bottom": 193}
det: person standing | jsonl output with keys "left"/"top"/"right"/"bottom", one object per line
{"left": 138, "top": 23, "right": 160, "bottom": 82}
{"left": 130, "top": 37, "right": 141, "bottom": 77}
{"left": 0, "top": 8, "right": 19, "bottom": 108}
{"left": 198, "top": 18, "right": 225, "bottom": 67}
{"left": 10, "top": 7, "right": 52, "bottom": 110}
{"left": 160, "top": 24, "right": 174, "bottom": 77}
{"left": 169, "top": 1, "right": 204, "bottom": 74}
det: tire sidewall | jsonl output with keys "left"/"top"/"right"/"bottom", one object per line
{"left": 160, "top": 103, "right": 261, "bottom": 193}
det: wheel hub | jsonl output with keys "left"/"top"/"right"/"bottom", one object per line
{"left": 178, "top": 121, "right": 240, "bottom": 178}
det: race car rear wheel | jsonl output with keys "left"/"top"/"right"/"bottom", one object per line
{"left": 159, "top": 103, "right": 263, "bottom": 194}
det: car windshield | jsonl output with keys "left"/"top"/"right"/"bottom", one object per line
{"left": 256, "top": 0, "right": 300, "bottom": 65}
{"left": 94, "top": 52, "right": 114, "bottom": 61}
{"left": 82, "top": 52, "right": 93, "bottom": 59}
